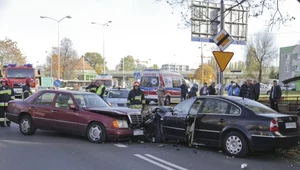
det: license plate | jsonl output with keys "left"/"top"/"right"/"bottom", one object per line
{"left": 285, "top": 122, "right": 297, "bottom": 129}
{"left": 133, "top": 129, "right": 144, "bottom": 136}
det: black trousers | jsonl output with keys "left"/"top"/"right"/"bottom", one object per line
{"left": 270, "top": 99, "right": 279, "bottom": 112}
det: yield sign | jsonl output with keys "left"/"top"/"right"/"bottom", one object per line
{"left": 212, "top": 51, "right": 234, "bottom": 72}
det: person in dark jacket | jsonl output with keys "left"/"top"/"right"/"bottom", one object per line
{"left": 269, "top": 80, "right": 282, "bottom": 112}
{"left": 22, "top": 77, "right": 33, "bottom": 100}
{"left": 95, "top": 81, "right": 106, "bottom": 98}
{"left": 127, "top": 81, "right": 145, "bottom": 110}
{"left": 239, "top": 78, "right": 255, "bottom": 100}
{"left": 180, "top": 81, "right": 189, "bottom": 101}
{"left": 208, "top": 82, "right": 216, "bottom": 95}
{"left": 0, "top": 78, "right": 14, "bottom": 127}
{"left": 252, "top": 80, "right": 260, "bottom": 101}
{"left": 188, "top": 84, "right": 198, "bottom": 98}
{"left": 199, "top": 82, "right": 208, "bottom": 95}
{"left": 85, "top": 79, "right": 97, "bottom": 93}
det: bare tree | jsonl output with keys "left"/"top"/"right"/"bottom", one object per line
{"left": 247, "top": 31, "right": 277, "bottom": 82}
{"left": 59, "top": 38, "right": 78, "bottom": 80}
{"left": 157, "top": 0, "right": 297, "bottom": 29}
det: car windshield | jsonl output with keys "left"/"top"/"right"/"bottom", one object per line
{"left": 7, "top": 68, "right": 34, "bottom": 78}
{"left": 73, "top": 93, "right": 110, "bottom": 108}
{"left": 238, "top": 98, "right": 277, "bottom": 114}
{"left": 108, "top": 90, "right": 129, "bottom": 98}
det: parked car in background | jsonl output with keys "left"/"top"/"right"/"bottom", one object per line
{"left": 6, "top": 90, "right": 144, "bottom": 143}
{"left": 260, "top": 83, "right": 271, "bottom": 95}
{"left": 153, "top": 96, "right": 300, "bottom": 157}
{"left": 104, "top": 88, "right": 130, "bottom": 107}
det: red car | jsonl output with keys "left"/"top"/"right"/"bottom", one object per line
{"left": 6, "top": 90, "right": 144, "bottom": 143}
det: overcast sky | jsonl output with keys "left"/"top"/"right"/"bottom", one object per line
{"left": 0, "top": 0, "right": 299, "bottom": 69}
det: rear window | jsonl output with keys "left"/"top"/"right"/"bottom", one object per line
{"left": 108, "top": 90, "right": 129, "bottom": 98}
{"left": 239, "top": 99, "right": 277, "bottom": 114}
{"left": 140, "top": 76, "right": 159, "bottom": 87}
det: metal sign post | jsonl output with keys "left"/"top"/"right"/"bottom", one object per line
{"left": 219, "top": 0, "right": 224, "bottom": 95}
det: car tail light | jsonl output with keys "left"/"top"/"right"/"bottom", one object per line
{"left": 270, "top": 118, "right": 279, "bottom": 132}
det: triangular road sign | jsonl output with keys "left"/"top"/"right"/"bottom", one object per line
{"left": 212, "top": 51, "right": 234, "bottom": 72}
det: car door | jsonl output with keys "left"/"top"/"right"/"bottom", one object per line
{"left": 162, "top": 99, "right": 195, "bottom": 140}
{"left": 50, "top": 93, "right": 80, "bottom": 134}
{"left": 193, "top": 98, "right": 233, "bottom": 146}
{"left": 29, "top": 92, "right": 56, "bottom": 130}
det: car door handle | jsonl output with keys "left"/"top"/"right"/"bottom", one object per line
{"left": 219, "top": 119, "right": 225, "bottom": 122}
{"left": 51, "top": 110, "right": 57, "bottom": 113}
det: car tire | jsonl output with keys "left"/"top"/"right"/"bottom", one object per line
{"left": 164, "top": 96, "right": 170, "bottom": 106}
{"left": 223, "top": 132, "right": 249, "bottom": 157}
{"left": 19, "top": 115, "right": 36, "bottom": 136}
{"left": 87, "top": 122, "right": 107, "bottom": 143}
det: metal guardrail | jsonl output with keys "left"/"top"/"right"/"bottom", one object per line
{"left": 259, "top": 96, "right": 300, "bottom": 113}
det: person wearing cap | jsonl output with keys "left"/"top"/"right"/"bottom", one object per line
{"left": 239, "top": 78, "right": 255, "bottom": 100}
{"left": 0, "top": 78, "right": 14, "bottom": 127}
{"left": 22, "top": 77, "right": 33, "bottom": 100}
{"left": 127, "top": 81, "right": 145, "bottom": 110}
{"left": 95, "top": 81, "right": 106, "bottom": 98}
{"left": 85, "top": 79, "right": 97, "bottom": 93}
{"left": 269, "top": 80, "right": 282, "bottom": 112}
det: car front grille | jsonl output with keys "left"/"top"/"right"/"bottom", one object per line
{"left": 129, "top": 114, "right": 143, "bottom": 125}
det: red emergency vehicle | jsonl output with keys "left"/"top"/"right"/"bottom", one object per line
{"left": 0, "top": 64, "right": 40, "bottom": 98}
{"left": 140, "top": 69, "right": 186, "bottom": 105}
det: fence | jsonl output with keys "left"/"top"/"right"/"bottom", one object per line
{"left": 259, "top": 96, "right": 299, "bottom": 114}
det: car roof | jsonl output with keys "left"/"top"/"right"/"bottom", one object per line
{"left": 108, "top": 88, "right": 130, "bottom": 91}
{"left": 38, "top": 89, "right": 92, "bottom": 95}
{"left": 196, "top": 95, "right": 248, "bottom": 102}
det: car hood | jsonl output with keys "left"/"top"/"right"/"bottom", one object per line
{"left": 83, "top": 107, "right": 140, "bottom": 116}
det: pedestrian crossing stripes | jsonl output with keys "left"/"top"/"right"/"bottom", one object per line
{"left": 134, "top": 154, "right": 188, "bottom": 170}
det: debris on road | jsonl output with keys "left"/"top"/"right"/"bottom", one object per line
{"left": 193, "top": 150, "right": 199, "bottom": 154}
{"left": 158, "top": 144, "right": 166, "bottom": 147}
{"left": 241, "top": 163, "right": 247, "bottom": 169}
{"left": 218, "top": 150, "right": 222, "bottom": 153}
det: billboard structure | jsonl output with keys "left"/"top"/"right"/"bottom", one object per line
{"left": 191, "top": 1, "right": 249, "bottom": 45}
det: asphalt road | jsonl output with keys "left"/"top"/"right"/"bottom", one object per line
{"left": 0, "top": 123, "right": 300, "bottom": 170}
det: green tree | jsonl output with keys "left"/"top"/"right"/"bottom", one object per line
{"left": 0, "top": 37, "right": 26, "bottom": 67}
{"left": 153, "top": 64, "right": 159, "bottom": 69}
{"left": 83, "top": 52, "right": 108, "bottom": 74}
{"left": 269, "top": 66, "right": 279, "bottom": 79}
{"left": 118, "top": 55, "right": 135, "bottom": 71}
{"left": 244, "top": 46, "right": 260, "bottom": 79}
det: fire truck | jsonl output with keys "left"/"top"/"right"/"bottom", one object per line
{"left": 0, "top": 63, "right": 40, "bottom": 98}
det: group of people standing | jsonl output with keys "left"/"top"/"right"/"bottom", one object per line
{"left": 0, "top": 77, "right": 34, "bottom": 127}
{"left": 85, "top": 80, "right": 106, "bottom": 98}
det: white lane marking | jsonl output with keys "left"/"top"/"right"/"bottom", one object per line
{"left": 134, "top": 154, "right": 175, "bottom": 170}
{"left": 0, "top": 140, "right": 42, "bottom": 145}
{"left": 145, "top": 154, "right": 189, "bottom": 170}
{"left": 114, "top": 143, "right": 128, "bottom": 148}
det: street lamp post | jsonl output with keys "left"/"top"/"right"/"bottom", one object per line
{"left": 40, "top": 15, "right": 72, "bottom": 79}
{"left": 123, "top": 56, "right": 125, "bottom": 88}
{"left": 91, "top": 21, "right": 112, "bottom": 74}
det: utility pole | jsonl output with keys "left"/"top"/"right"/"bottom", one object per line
{"left": 219, "top": 0, "right": 225, "bottom": 95}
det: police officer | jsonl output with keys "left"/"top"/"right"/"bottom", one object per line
{"left": 22, "top": 77, "right": 33, "bottom": 100}
{"left": 127, "top": 81, "right": 145, "bottom": 110}
{"left": 0, "top": 78, "right": 14, "bottom": 127}
{"left": 85, "top": 79, "right": 97, "bottom": 93}
{"left": 96, "top": 81, "right": 106, "bottom": 98}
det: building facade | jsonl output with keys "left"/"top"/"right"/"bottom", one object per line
{"left": 279, "top": 45, "right": 300, "bottom": 89}
{"left": 161, "top": 64, "right": 190, "bottom": 72}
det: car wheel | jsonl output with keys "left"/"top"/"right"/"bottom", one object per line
{"left": 223, "top": 132, "right": 249, "bottom": 157}
{"left": 87, "top": 122, "right": 106, "bottom": 143}
{"left": 164, "top": 96, "right": 170, "bottom": 106}
{"left": 19, "top": 115, "right": 36, "bottom": 136}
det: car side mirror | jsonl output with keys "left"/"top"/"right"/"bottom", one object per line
{"left": 68, "top": 104, "right": 77, "bottom": 110}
